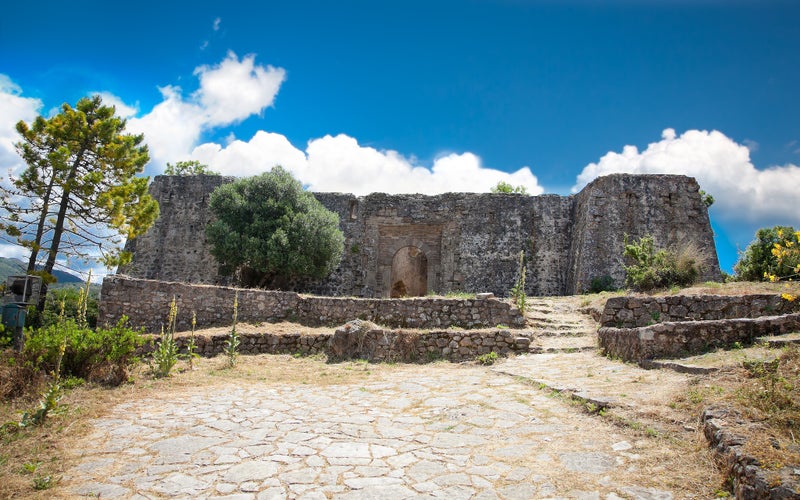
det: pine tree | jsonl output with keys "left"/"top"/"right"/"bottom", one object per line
{"left": 1, "top": 95, "right": 159, "bottom": 309}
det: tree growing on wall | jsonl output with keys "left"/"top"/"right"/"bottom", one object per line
{"left": 491, "top": 181, "right": 528, "bottom": 194}
{"left": 206, "top": 166, "right": 344, "bottom": 288}
{"left": 164, "top": 160, "right": 219, "bottom": 176}
{"left": 0, "top": 95, "right": 159, "bottom": 309}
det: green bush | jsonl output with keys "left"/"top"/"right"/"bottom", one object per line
{"left": 23, "top": 317, "right": 144, "bottom": 385}
{"left": 588, "top": 275, "right": 617, "bottom": 293}
{"left": 734, "top": 226, "right": 799, "bottom": 282}
{"left": 623, "top": 234, "right": 701, "bottom": 291}
{"left": 25, "top": 286, "right": 99, "bottom": 330}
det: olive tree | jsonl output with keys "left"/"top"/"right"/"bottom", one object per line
{"left": 206, "top": 166, "right": 344, "bottom": 288}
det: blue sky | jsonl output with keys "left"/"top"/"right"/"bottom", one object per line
{"left": 1, "top": 0, "right": 799, "bottom": 278}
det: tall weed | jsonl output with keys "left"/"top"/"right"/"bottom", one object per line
{"left": 224, "top": 292, "right": 240, "bottom": 368}
{"left": 150, "top": 297, "right": 179, "bottom": 378}
{"left": 510, "top": 251, "right": 527, "bottom": 314}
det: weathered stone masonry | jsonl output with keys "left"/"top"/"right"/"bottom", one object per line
{"left": 118, "top": 173, "right": 720, "bottom": 297}
{"left": 597, "top": 294, "right": 800, "bottom": 362}
{"left": 99, "top": 276, "right": 524, "bottom": 334}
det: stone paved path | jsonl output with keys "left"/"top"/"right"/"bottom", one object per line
{"left": 62, "top": 363, "right": 687, "bottom": 499}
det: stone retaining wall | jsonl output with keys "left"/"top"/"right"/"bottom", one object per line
{"left": 99, "top": 276, "right": 525, "bottom": 334}
{"left": 158, "top": 323, "right": 531, "bottom": 363}
{"left": 598, "top": 314, "right": 800, "bottom": 362}
{"left": 702, "top": 406, "right": 800, "bottom": 498}
{"left": 600, "top": 294, "right": 797, "bottom": 328}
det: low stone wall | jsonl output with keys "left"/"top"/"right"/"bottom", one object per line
{"left": 99, "top": 276, "right": 525, "bottom": 333}
{"left": 600, "top": 294, "right": 796, "bottom": 328}
{"left": 156, "top": 322, "right": 531, "bottom": 363}
{"left": 598, "top": 314, "right": 800, "bottom": 362}
{"left": 702, "top": 406, "right": 800, "bottom": 498}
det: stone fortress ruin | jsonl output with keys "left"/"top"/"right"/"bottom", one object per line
{"left": 118, "top": 172, "right": 721, "bottom": 297}
{"left": 100, "top": 174, "right": 800, "bottom": 498}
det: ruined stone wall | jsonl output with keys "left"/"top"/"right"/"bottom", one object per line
{"left": 118, "top": 175, "right": 236, "bottom": 285}
{"left": 119, "top": 173, "right": 720, "bottom": 297}
{"left": 600, "top": 294, "right": 798, "bottom": 328}
{"left": 159, "top": 326, "right": 531, "bottom": 363}
{"left": 597, "top": 293, "right": 800, "bottom": 361}
{"left": 598, "top": 314, "right": 800, "bottom": 362}
{"left": 568, "top": 174, "right": 720, "bottom": 292}
{"left": 98, "top": 276, "right": 524, "bottom": 334}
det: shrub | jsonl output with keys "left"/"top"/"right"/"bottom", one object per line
{"left": 25, "top": 284, "right": 99, "bottom": 330}
{"left": 588, "top": 275, "right": 617, "bottom": 294}
{"left": 491, "top": 181, "right": 528, "bottom": 194}
{"left": 735, "top": 226, "right": 800, "bottom": 282}
{"left": 476, "top": 351, "right": 499, "bottom": 365}
{"left": 623, "top": 234, "right": 701, "bottom": 291}
{"left": 23, "top": 317, "right": 144, "bottom": 385}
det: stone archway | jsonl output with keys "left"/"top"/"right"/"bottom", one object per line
{"left": 390, "top": 246, "right": 428, "bottom": 297}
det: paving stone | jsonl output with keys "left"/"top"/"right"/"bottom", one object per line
{"left": 223, "top": 461, "right": 279, "bottom": 483}
{"left": 559, "top": 452, "right": 617, "bottom": 474}
{"left": 619, "top": 486, "right": 674, "bottom": 499}
{"left": 59, "top": 363, "right": 689, "bottom": 498}
{"left": 73, "top": 482, "right": 130, "bottom": 498}
{"left": 498, "top": 483, "right": 538, "bottom": 499}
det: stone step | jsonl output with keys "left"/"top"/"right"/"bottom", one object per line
{"left": 533, "top": 330, "right": 593, "bottom": 338}
{"left": 756, "top": 331, "right": 800, "bottom": 347}
{"left": 530, "top": 334, "right": 597, "bottom": 353}
{"left": 527, "top": 321, "right": 588, "bottom": 331}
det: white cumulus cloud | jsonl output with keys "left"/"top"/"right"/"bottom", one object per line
{"left": 122, "top": 52, "right": 286, "bottom": 169}
{"left": 573, "top": 128, "right": 800, "bottom": 241}
{"left": 0, "top": 75, "right": 42, "bottom": 177}
{"left": 192, "top": 131, "right": 307, "bottom": 177}
{"left": 190, "top": 132, "right": 544, "bottom": 196}
{"left": 194, "top": 51, "right": 285, "bottom": 126}
{"left": 127, "top": 85, "right": 206, "bottom": 163}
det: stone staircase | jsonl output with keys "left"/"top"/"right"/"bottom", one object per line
{"left": 523, "top": 297, "right": 599, "bottom": 354}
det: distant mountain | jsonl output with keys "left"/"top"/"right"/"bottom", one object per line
{"left": 0, "top": 257, "right": 84, "bottom": 286}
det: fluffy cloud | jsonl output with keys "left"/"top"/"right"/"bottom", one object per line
{"left": 94, "top": 91, "right": 138, "bottom": 118}
{"left": 192, "top": 131, "right": 307, "bottom": 177}
{"left": 124, "top": 52, "right": 285, "bottom": 168}
{"left": 97, "top": 52, "right": 540, "bottom": 195}
{"left": 191, "top": 132, "right": 544, "bottom": 196}
{"left": 573, "top": 128, "right": 800, "bottom": 241}
{"left": 127, "top": 85, "right": 206, "bottom": 163}
{"left": 194, "top": 52, "right": 285, "bottom": 126}
{"left": 0, "top": 75, "right": 42, "bottom": 176}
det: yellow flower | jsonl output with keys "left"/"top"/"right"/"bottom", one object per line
{"left": 782, "top": 293, "right": 797, "bottom": 302}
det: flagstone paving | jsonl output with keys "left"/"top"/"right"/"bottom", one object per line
{"left": 61, "top": 362, "right": 692, "bottom": 499}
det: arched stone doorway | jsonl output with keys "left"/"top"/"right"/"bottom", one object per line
{"left": 390, "top": 246, "right": 428, "bottom": 297}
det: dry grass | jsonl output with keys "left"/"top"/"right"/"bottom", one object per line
{"left": 671, "top": 345, "right": 800, "bottom": 476}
